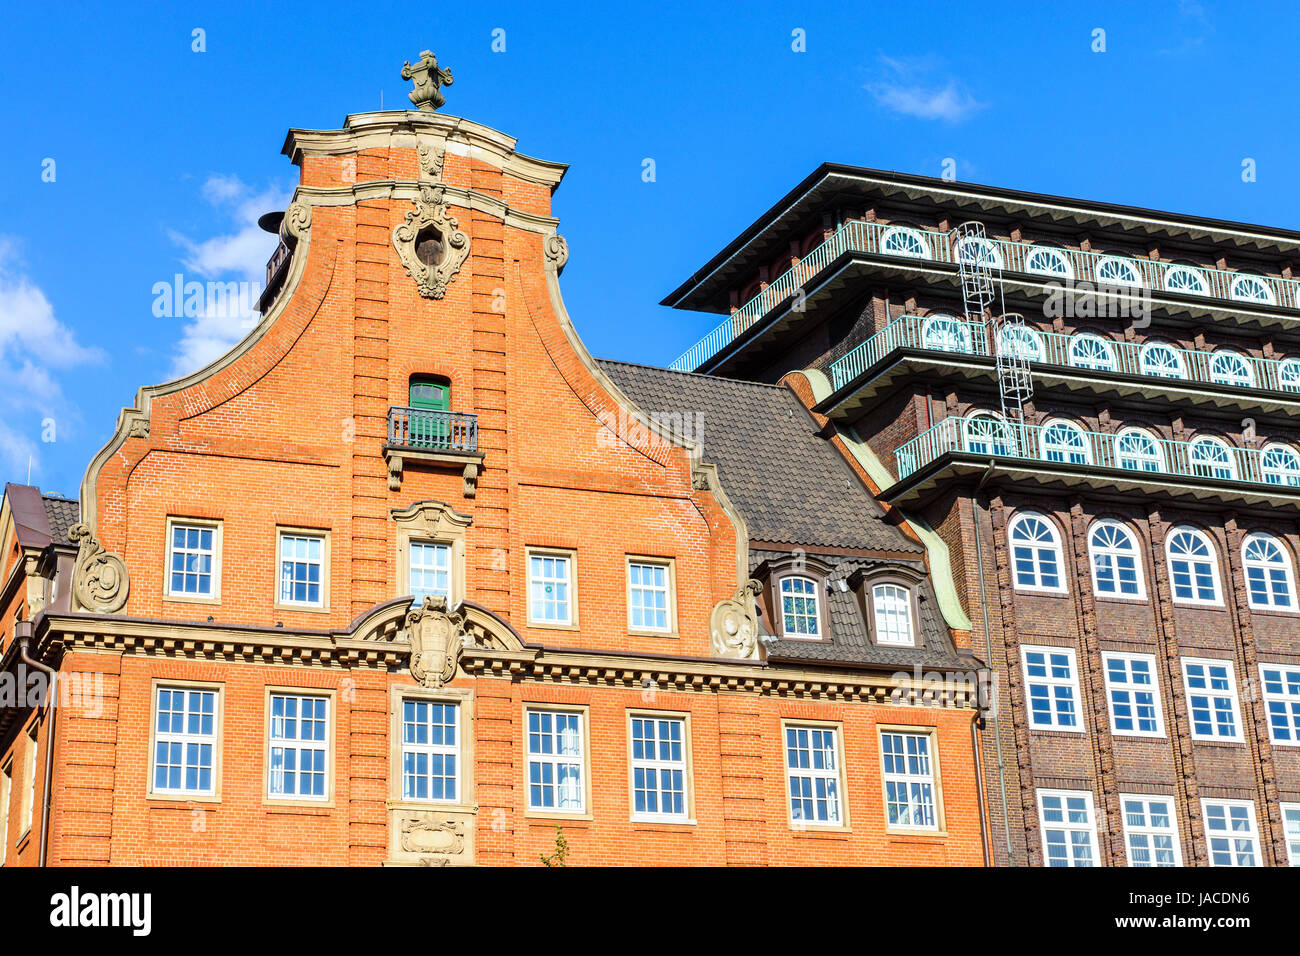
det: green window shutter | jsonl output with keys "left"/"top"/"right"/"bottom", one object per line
{"left": 409, "top": 381, "right": 449, "bottom": 410}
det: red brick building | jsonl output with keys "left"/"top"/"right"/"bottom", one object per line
{"left": 0, "top": 56, "right": 986, "bottom": 866}
{"left": 666, "top": 163, "right": 1300, "bottom": 866}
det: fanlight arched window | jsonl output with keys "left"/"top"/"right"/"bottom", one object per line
{"left": 1189, "top": 436, "right": 1237, "bottom": 480}
{"left": 964, "top": 413, "right": 1016, "bottom": 457}
{"left": 997, "top": 325, "right": 1044, "bottom": 361}
{"left": 1163, "top": 264, "right": 1209, "bottom": 296}
{"left": 1279, "top": 358, "right": 1300, "bottom": 393}
{"left": 1069, "top": 333, "right": 1116, "bottom": 371}
{"left": 871, "top": 583, "right": 915, "bottom": 645}
{"left": 1230, "top": 273, "right": 1275, "bottom": 304}
{"left": 1166, "top": 527, "right": 1221, "bottom": 604}
{"left": 1040, "top": 419, "right": 1091, "bottom": 464}
{"left": 1095, "top": 256, "right": 1144, "bottom": 287}
{"left": 1008, "top": 513, "right": 1065, "bottom": 592}
{"left": 779, "top": 575, "right": 822, "bottom": 638}
{"left": 1139, "top": 341, "right": 1185, "bottom": 379}
{"left": 1209, "top": 350, "right": 1256, "bottom": 388}
{"left": 921, "top": 314, "right": 973, "bottom": 353}
{"left": 1262, "top": 443, "right": 1300, "bottom": 487}
{"left": 880, "top": 226, "right": 930, "bottom": 259}
{"left": 955, "top": 235, "right": 1003, "bottom": 269}
{"left": 1024, "top": 246, "right": 1073, "bottom": 280}
{"left": 1088, "top": 520, "right": 1145, "bottom": 598}
{"left": 1116, "top": 428, "right": 1164, "bottom": 473}
{"left": 1242, "top": 532, "right": 1296, "bottom": 610}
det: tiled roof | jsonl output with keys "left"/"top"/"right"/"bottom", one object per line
{"left": 42, "top": 494, "right": 80, "bottom": 545}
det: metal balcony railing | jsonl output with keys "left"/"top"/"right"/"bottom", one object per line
{"left": 826, "top": 314, "right": 1300, "bottom": 395}
{"left": 671, "top": 219, "right": 1300, "bottom": 372}
{"left": 387, "top": 407, "right": 478, "bottom": 453}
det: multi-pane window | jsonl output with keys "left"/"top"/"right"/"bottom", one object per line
{"left": 0, "top": 763, "right": 9, "bottom": 865}
{"left": 167, "top": 521, "right": 216, "bottom": 598}
{"left": 401, "top": 699, "right": 458, "bottom": 802}
{"left": 526, "top": 709, "right": 585, "bottom": 812}
{"left": 880, "top": 731, "right": 938, "bottom": 830}
{"left": 1120, "top": 795, "right": 1182, "bottom": 867}
{"left": 784, "top": 725, "right": 843, "bottom": 826}
{"left": 1022, "top": 646, "right": 1082, "bottom": 731}
{"left": 628, "top": 560, "right": 671, "bottom": 633}
{"left": 268, "top": 693, "right": 329, "bottom": 801}
{"left": 1182, "top": 658, "right": 1242, "bottom": 741}
{"left": 872, "top": 583, "right": 914, "bottom": 646}
{"left": 1037, "top": 789, "right": 1099, "bottom": 867}
{"left": 1281, "top": 803, "right": 1300, "bottom": 866}
{"left": 998, "top": 325, "right": 1044, "bottom": 362}
{"left": 1201, "top": 799, "right": 1260, "bottom": 867}
{"left": 528, "top": 552, "right": 573, "bottom": 625}
{"left": 964, "top": 413, "right": 1015, "bottom": 457}
{"left": 1102, "top": 652, "right": 1164, "bottom": 737}
{"left": 921, "top": 314, "right": 972, "bottom": 353}
{"left": 1230, "top": 273, "right": 1275, "bottom": 304}
{"left": 20, "top": 725, "right": 36, "bottom": 835}
{"left": 1095, "top": 256, "right": 1143, "bottom": 287}
{"left": 409, "top": 542, "right": 451, "bottom": 603}
{"left": 1088, "top": 520, "right": 1144, "bottom": 598}
{"left": 278, "top": 532, "right": 324, "bottom": 607}
{"left": 629, "top": 715, "right": 688, "bottom": 821}
{"left": 1164, "top": 264, "right": 1209, "bottom": 295}
{"left": 1243, "top": 533, "right": 1295, "bottom": 610}
{"left": 1260, "top": 664, "right": 1300, "bottom": 745}
{"left": 1009, "top": 513, "right": 1064, "bottom": 592}
{"left": 1261, "top": 443, "right": 1300, "bottom": 487}
{"left": 1166, "top": 527, "right": 1221, "bottom": 604}
{"left": 1189, "top": 437, "right": 1236, "bottom": 480}
{"left": 1209, "top": 350, "right": 1255, "bottom": 387}
{"left": 151, "top": 686, "right": 217, "bottom": 796}
{"left": 1068, "top": 333, "right": 1115, "bottom": 371}
{"left": 779, "top": 576, "right": 821, "bottom": 638}
{"left": 1024, "top": 246, "right": 1073, "bottom": 279}
{"left": 880, "top": 226, "right": 929, "bottom": 259}
{"left": 1280, "top": 358, "right": 1300, "bottom": 393}
{"left": 1139, "top": 341, "right": 1185, "bottom": 379}
{"left": 1116, "top": 428, "right": 1164, "bottom": 473}
{"left": 1040, "top": 419, "right": 1089, "bottom": 464}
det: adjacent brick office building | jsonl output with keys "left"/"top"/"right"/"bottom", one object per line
{"left": 666, "top": 164, "right": 1300, "bottom": 866}
{"left": 0, "top": 55, "right": 987, "bottom": 866}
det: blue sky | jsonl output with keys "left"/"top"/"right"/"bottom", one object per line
{"left": 0, "top": 0, "right": 1295, "bottom": 498}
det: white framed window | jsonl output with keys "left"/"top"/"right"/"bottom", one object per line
{"left": 1022, "top": 645, "right": 1082, "bottom": 731}
{"left": 880, "top": 226, "right": 930, "bottom": 259}
{"left": 1189, "top": 436, "right": 1237, "bottom": 481}
{"left": 527, "top": 550, "right": 575, "bottom": 626}
{"left": 151, "top": 685, "right": 218, "bottom": 797}
{"left": 997, "top": 325, "right": 1044, "bottom": 362}
{"left": 267, "top": 692, "right": 330, "bottom": 802}
{"left": 955, "top": 235, "right": 1003, "bottom": 269}
{"left": 526, "top": 708, "right": 586, "bottom": 813}
{"left": 1281, "top": 803, "right": 1300, "bottom": 866}
{"left": 1008, "top": 512, "right": 1065, "bottom": 592}
{"left": 1279, "top": 357, "right": 1300, "bottom": 392}
{"left": 1040, "top": 419, "right": 1091, "bottom": 465}
{"left": 784, "top": 723, "right": 844, "bottom": 827}
{"left": 1201, "top": 799, "right": 1260, "bottom": 867}
{"left": 1095, "top": 256, "right": 1144, "bottom": 287}
{"left": 1116, "top": 428, "right": 1164, "bottom": 473}
{"left": 1260, "top": 663, "right": 1300, "bottom": 745}
{"left": 872, "top": 583, "right": 914, "bottom": 646}
{"left": 20, "top": 725, "right": 36, "bottom": 836}
{"left": 1037, "top": 789, "right": 1099, "bottom": 866}
{"left": 1229, "top": 273, "right": 1275, "bottom": 305}
{"left": 1139, "top": 341, "right": 1185, "bottom": 379}
{"left": 1024, "top": 246, "right": 1074, "bottom": 280}
{"left": 627, "top": 558, "right": 672, "bottom": 633}
{"left": 1209, "top": 350, "right": 1256, "bottom": 387}
{"left": 1243, "top": 532, "right": 1296, "bottom": 610}
{"left": 1120, "top": 794, "right": 1182, "bottom": 866}
{"left": 1163, "top": 264, "right": 1209, "bottom": 296}
{"left": 1089, "top": 520, "right": 1145, "bottom": 599}
{"left": 165, "top": 519, "right": 219, "bottom": 600}
{"left": 921, "top": 313, "right": 972, "bottom": 353}
{"left": 629, "top": 714, "right": 689, "bottom": 822}
{"left": 1182, "top": 657, "right": 1242, "bottom": 741}
{"left": 1166, "top": 527, "right": 1222, "bottom": 605}
{"left": 964, "top": 412, "right": 1015, "bottom": 457}
{"left": 1068, "top": 333, "right": 1116, "bottom": 371}
{"left": 880, "top": 730, "right": 939, "bottom": 830}
{"left": 277, "top": 530, "right": 325, "bottom": 608}
{"left": 401, "top": 699, "right": 458, "bottom": 802}
{"left": 0, "top": 762, "right": 9, "bottom": 866}
{"left": 409, "top": 541, "right": 451, "bottom": 603}
{"left": 1261, "top": 443, "right": 1300, "bottom": 488}
{"left": 1102, "top": 652, "right": 1164, "bottom": 736}
{"left": 779, "top": 575, "right": 822, "bottom": 638}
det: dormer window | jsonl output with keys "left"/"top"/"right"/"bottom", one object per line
{"left": 871, "top": 583, "right": 915, "bottom": 646}
{"left": 779, "top": 576, "right": 822, "bottom": 638}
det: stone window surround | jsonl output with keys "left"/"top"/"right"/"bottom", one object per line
{"left": 263, "top": 685, "right": 337, "bottom": 809}
{"left": 162, "top": 515, "right": 223, "bottom": 605}
{"left": 273, "top": 526, "right": 332, "bottom": 614}
{"left": 522, "top": 702, "right": 592, "bottom": 821}
{"left": 524, "top": 547, "right": 579, "bottom": 631}
{"left": 780, "top": 717, "right": 850, "bottom": 832}
{"left": 145, "top": 678, "right": 225, "bottom": 804}
{"left": 625, "top": 709, "right": 695, "bottom": 825}
{"left": 388, "top": 684, "right": 476, "bottom": 810}
{"left": 392, "top": 500, "right": 471, "bottom": 606}
{"left": 624, "top": 555, "right": 678, "bottom": 638}
{"left": 876, "top": 723, "right": 945, "bottom": 836}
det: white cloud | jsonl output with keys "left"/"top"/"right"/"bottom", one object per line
{"left": 865, "top": 55, "right": 986, "bottom": 123}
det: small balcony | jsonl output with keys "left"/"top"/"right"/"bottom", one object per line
{"left": 384, "top": 407, "right": 482, "bottom": 497}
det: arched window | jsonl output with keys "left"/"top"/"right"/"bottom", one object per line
{"left": 1139, "top": 341, "right": 1185, "bottom": 379}
{"left": 1095, "top": 256, "right": 1144, "bottom": 287}
{"left": 881, "top": 226, "right": 930, "bottom": 259}
{"left": 1278, "top": 358, "right": 1300, "bottom": 392}
{"left": 1230, "top": 273, "right": 1275, "bottom": 305}
{"left": 921, "top": 314, "right": 972, "bottom": 353}
{"left": 779, "top": 576, "right": 822, "bottom": 638}
{"left": 1163, "top": 264, "right": 1210, "bottom": 296}
{"left": 1040, "top": 419, "right": 1091, "bottom": 465}
{"left": 1024, "top": 246, "right": 1073, "bottom": 280}
{"left": 1242, "top": 532, "right": 1296, "bottom": 610}
{"left": 997, "top": 325, "right": 1044, "bottom": 361}
{"left": 1009, "top": 513, "right": 1065, "bottom": 592}
{"left": 1088, "top": 520, "right": 1145, "bottom": 598}
{"left": 1116, "top": 428, "right": 1164, "bottom": 473}
{"left": 956, "top": 235, "right": 1003, "bottom": 269}
{"left": 1166, "top": 527, "right": 1221, "bottom": 604}
{"left": 871, "top": 583, "right": 915, "bottom": 645}
{"left": 1262, "top": 442, "right": 1300, "bottom": 487}
{"left": 1189, "top": 436, "right": 1237, "bottom": 480}
{"left": 1209, "top": 350, "right": 1256, "bottom": 388}
{"left": 1069, "top": 333, "right": 1116, "bottom": 371}
{"left": 964, "top": 413, "right": 1016, "bottom": 457}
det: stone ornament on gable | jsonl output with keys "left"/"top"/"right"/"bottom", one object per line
{"left": 417, "top": 142, "right": 445, "bottom": 183}
{"left": 401, "top": 51, "right": 454, "bottom": 112}
{"left": 68, "top": 523, "right": 130, "bottom": 613}
{"left": 544, "top": 233, "right": 569, "bottom": 272}
{"left": 709, "top": 579, "right": 764, "bottom": 660}
{"left": 393, "top": 182, "right": 470, "bottom": 300}
{"left": 403, "top": 595, "right": 468, "bottom": 687}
